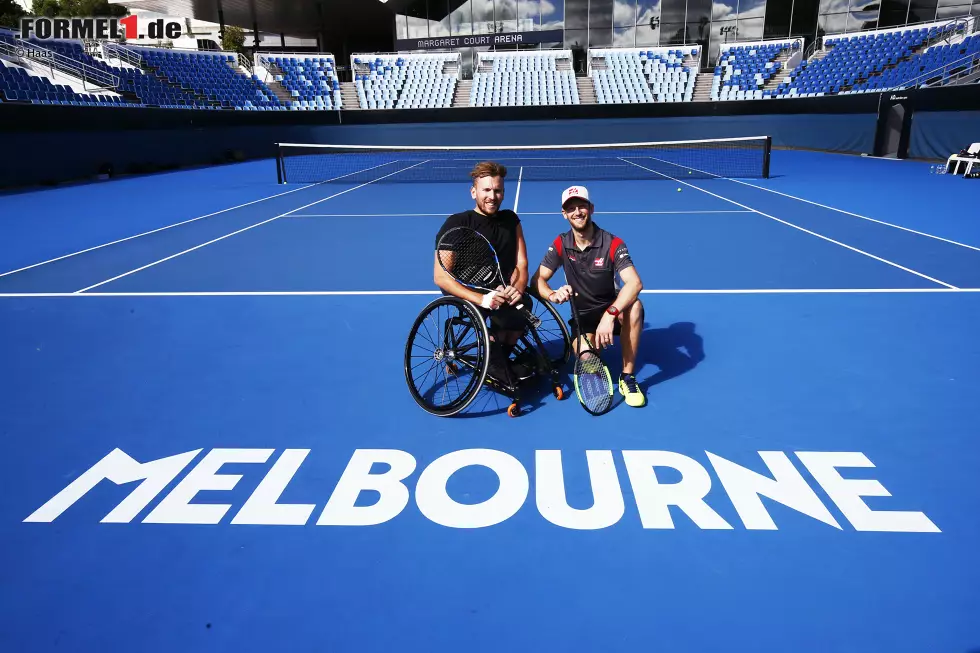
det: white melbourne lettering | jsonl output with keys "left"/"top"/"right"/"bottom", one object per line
{"left": 24, "top": 448, "right": 941, "bottom": 533}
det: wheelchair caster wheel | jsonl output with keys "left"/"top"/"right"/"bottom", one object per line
{"left": 553, "top": 385, "right": 566, "bottom": 400}
{"left": 507, "top": 403, "right": 522, "bottom": 418}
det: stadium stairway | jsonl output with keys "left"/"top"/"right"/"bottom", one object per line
{"left": 763, "top": 48, "right": 800, "bottom": 91}
{"left": 452, "top": 79, "right": 472, "bottom": 107}
{"left": 340, "top": 81, "right": 360, "bottom": 108}
{"left": 575, "top": 77, "right": 596, "bottom": 104}
{"left": 692, "top": 72, "right": 713, "bottom": 101}
{"left": 260, "top": 65, "right": 297, "bottom": 105}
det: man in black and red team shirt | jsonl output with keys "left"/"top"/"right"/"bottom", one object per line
{"left": 532, "top": 185, "right": 646, "bottom": 407}
{"left": 434, "top": 161, "right": 532, "bottom": 384}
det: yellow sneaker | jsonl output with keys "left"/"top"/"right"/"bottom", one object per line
{"left": 619, "top": 374, "right": 646, "bottom": 407}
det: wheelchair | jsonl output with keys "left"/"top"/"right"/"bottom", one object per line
{"left": 404, "top": 287, "right": 573, "bottom": 417}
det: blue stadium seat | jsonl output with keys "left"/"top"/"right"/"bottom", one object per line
{"left": 777, "top": 20, "right": 969, "bottom": 97}
{"left": 712, "top": 40, "right": 799, "bottom": 101}
{"left": 470, "top": 51, "right": 579, "bottom": 107}
{"left": 590, "top": 47, "right": 699, "bottom": 104}
{"left": 262, "top": 54, "right": 342, "bottom": 111}
{"left": 353, "top": 53, "right": 458, "bottom": 109}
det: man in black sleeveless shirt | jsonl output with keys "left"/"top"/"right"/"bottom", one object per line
{"left": 434, "top": 162, "right": 531, "bottom": 384}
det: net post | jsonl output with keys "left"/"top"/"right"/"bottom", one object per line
{"left": 762, "top": 136, "right": 772, "bottom": 179}
{"left": 275, "top": 143, "right": 284, "bottom": 184}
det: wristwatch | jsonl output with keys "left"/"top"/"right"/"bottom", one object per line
{"left": 606, "top": 305, "right": 620, "bottom": 317}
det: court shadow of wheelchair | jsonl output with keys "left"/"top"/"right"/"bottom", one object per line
{"left": 601, "top": 321, "right": 706, "bottom": 407}
{"left": 458, "top": 321, "right": 705, "bottom": 417}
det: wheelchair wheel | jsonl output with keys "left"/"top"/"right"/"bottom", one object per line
{"left": 519, "top": 288, "right": 573, "bottom": 368}
{"left": 404, "top": 296, "right": 490, "bottom": 417}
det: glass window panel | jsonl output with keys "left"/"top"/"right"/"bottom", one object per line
{"left": 737, "top": 17, "right": 764, "bottom": 39}
{"left": 590, "top": 0, "right": 615, "bottom": 26}
{"left": 518, "top": 0, "right": 541, "bottom": 28}
{"left": 450, "top": 1, "right": 473, "bottom": 34}
{"left": 614, "top": 0, "right": 637, "bottom": 26}
{"left": 877, "top": 0, "right": 910, "bottom": 27}
{"left": 847, "top": 8, "right": 879, "bottom": 29}
{"left": 590, "top": 25, "right": 614, "bottom": 44}
{"left": 820, "top": 0, "right": 849, "bottom": 12}
{"left": 713, "top": 0, "right": 738, "bottom": 20}
{"left": 791, "top": 0, "right": 821, "bottom": 35}
{"left": 540, "top": 0, "right": 565, "bottom": 29}
{"left": 660, "top": 0, "right": 686, "bottom": 24}
{"left": 497, "top": 0, "right": 518, "bottom": 21}
{"left": 763, "top": 0, "right": 791, "bottom": 38}
{"left": 614, "top": 24, "right": 636, "bottom": 44}
{"left": 565, "top": 0, "right": 589, "bottom": 27}
{"left": 431, "top": 19, "right": 452, "bottom": 36}
{"left": 396, "top": 14, "right": 409, "bottom": 39}
{"left": 471, "top": 0, "right": 495, "bottom": 32}
{"left": 972, "top": 3, "right": 980, "bottom": 17}
{"left": 564, "top": 27, "right": 588, "bottom": 46}
{"left": 636, "top": 0, "right": 661, "bottom": 26}
{"left": 709, "top": 19, "right": 736, "bottom": 63}
{"left": 737, "top": 0, "right": 767, "bottom": 19}
{"left": 937, "top": 0, "right": 969, "bottom": 6}
{"left": 935, "top": 3, "right": 971, "bottom": 16}
{"left": 407, "top": 16, "right": 429, "bottom": 37}
{"left": 635, "top": 21, "right": 661, "bottom": 44}
{"left": 660, "top": 21, "right": 686, "bottom": 43}
{"left": 907, "top": 0, "right": 939, "bottom": 21}
{"left": 817, "top": 12, "right": 848, "bottom": 35}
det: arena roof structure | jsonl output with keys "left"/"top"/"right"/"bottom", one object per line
{"left": 110, "top": 0, "right": 401, "bottom": 53}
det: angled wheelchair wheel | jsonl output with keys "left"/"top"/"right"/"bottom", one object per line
{"left": 404, "top": 296, "right": 490, "bottom": 417}
{"left": 517, "top": 288, "right": 573, "bottom": 369}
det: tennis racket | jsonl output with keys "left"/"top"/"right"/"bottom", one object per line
{"left": 565, "top": 262, "right": 614, "bottom": 416}
{"left": 436, "top": 226, "right": 541, "bottom": 328}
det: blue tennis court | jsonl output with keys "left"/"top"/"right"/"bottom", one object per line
{"left": 2, "top": 147, "right": 979, "bottom": 652}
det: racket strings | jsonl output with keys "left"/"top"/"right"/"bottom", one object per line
{"left": 575, "top": 350, "right": 614, "bottom": 413}
{"left": 439, "top": 231, "right": 499, "bottom": 288}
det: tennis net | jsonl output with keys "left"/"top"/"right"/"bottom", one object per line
{"left": 275, "top": 136, "right": 771, "bottom": 184}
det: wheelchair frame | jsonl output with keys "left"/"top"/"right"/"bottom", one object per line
{"left": 404, "top": 289, "right": 573, "bottom": 417}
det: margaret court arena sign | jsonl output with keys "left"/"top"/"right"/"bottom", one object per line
{"left": 395, "top": 29, "right": 565, "bottom": 52}
{"left": 23, "top": 447, "right": 939, "bottom": 533}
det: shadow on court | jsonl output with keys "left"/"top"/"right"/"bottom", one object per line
{"left": 600, "top": 321, "right": 706, "bottom": 401}
{"left": 457, "top": 320, "right": 707, "bottom": 416}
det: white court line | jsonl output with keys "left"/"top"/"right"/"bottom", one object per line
{"left": 643, "top": 155, "right": 980, "bottom": 252}
{"left": 286, "top": 210, "right": 755, "bottom": 217}
{"left": 2, "top": 288, "right": 980, "bottom": 298}
{"left": 513, "top": 166, "right": 524, "bottom": 214}
{"left": 620, "top": 158, "right": 958, "bottom": 290}
{"left": 74, "top": 160, "right": 429, "bottom": 294}
{"left": 0, "top": 161, "right": 400, "bottom": 280}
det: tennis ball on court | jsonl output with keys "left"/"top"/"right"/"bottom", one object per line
{"left": 677, "top": 188, "right": 682, "bottom": 192}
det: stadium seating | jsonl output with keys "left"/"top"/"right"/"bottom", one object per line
{"left": 0, "top": 57, "right": 125, "bottom": 106}
{"left": 776, "top": 20, "right": 968, "bottom": 97}
{"left": 590, "top": 47, "right": 699, "bottom": 103}
{"left": 260, "top": 54, "right": 342, "bottom": 110}
{"left": 852, "top": 32, "right": 980, "bottom": 92}
{"left": 352, "top": 53, "right": 458, "bottom": 109}
{"left": 470, "top": 51, "right": 579, "bottom": 106}
{"left": 712, "top": 40, "right": 800, "bottom": 101}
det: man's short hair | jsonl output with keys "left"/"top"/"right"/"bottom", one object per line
{"left": 470, "top": 161, "right": 507, "bottom": 184}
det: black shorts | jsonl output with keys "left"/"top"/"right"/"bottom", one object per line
{"left": 570, "top": 306, "right": 621, "bottom": 337}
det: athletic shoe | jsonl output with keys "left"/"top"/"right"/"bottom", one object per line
{"left": 619, "top": 373, "right": 646, "bottom": 407}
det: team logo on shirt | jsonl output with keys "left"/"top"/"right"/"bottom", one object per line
{"left": 593, "top": 257, "right": 604, "bottom": 267}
